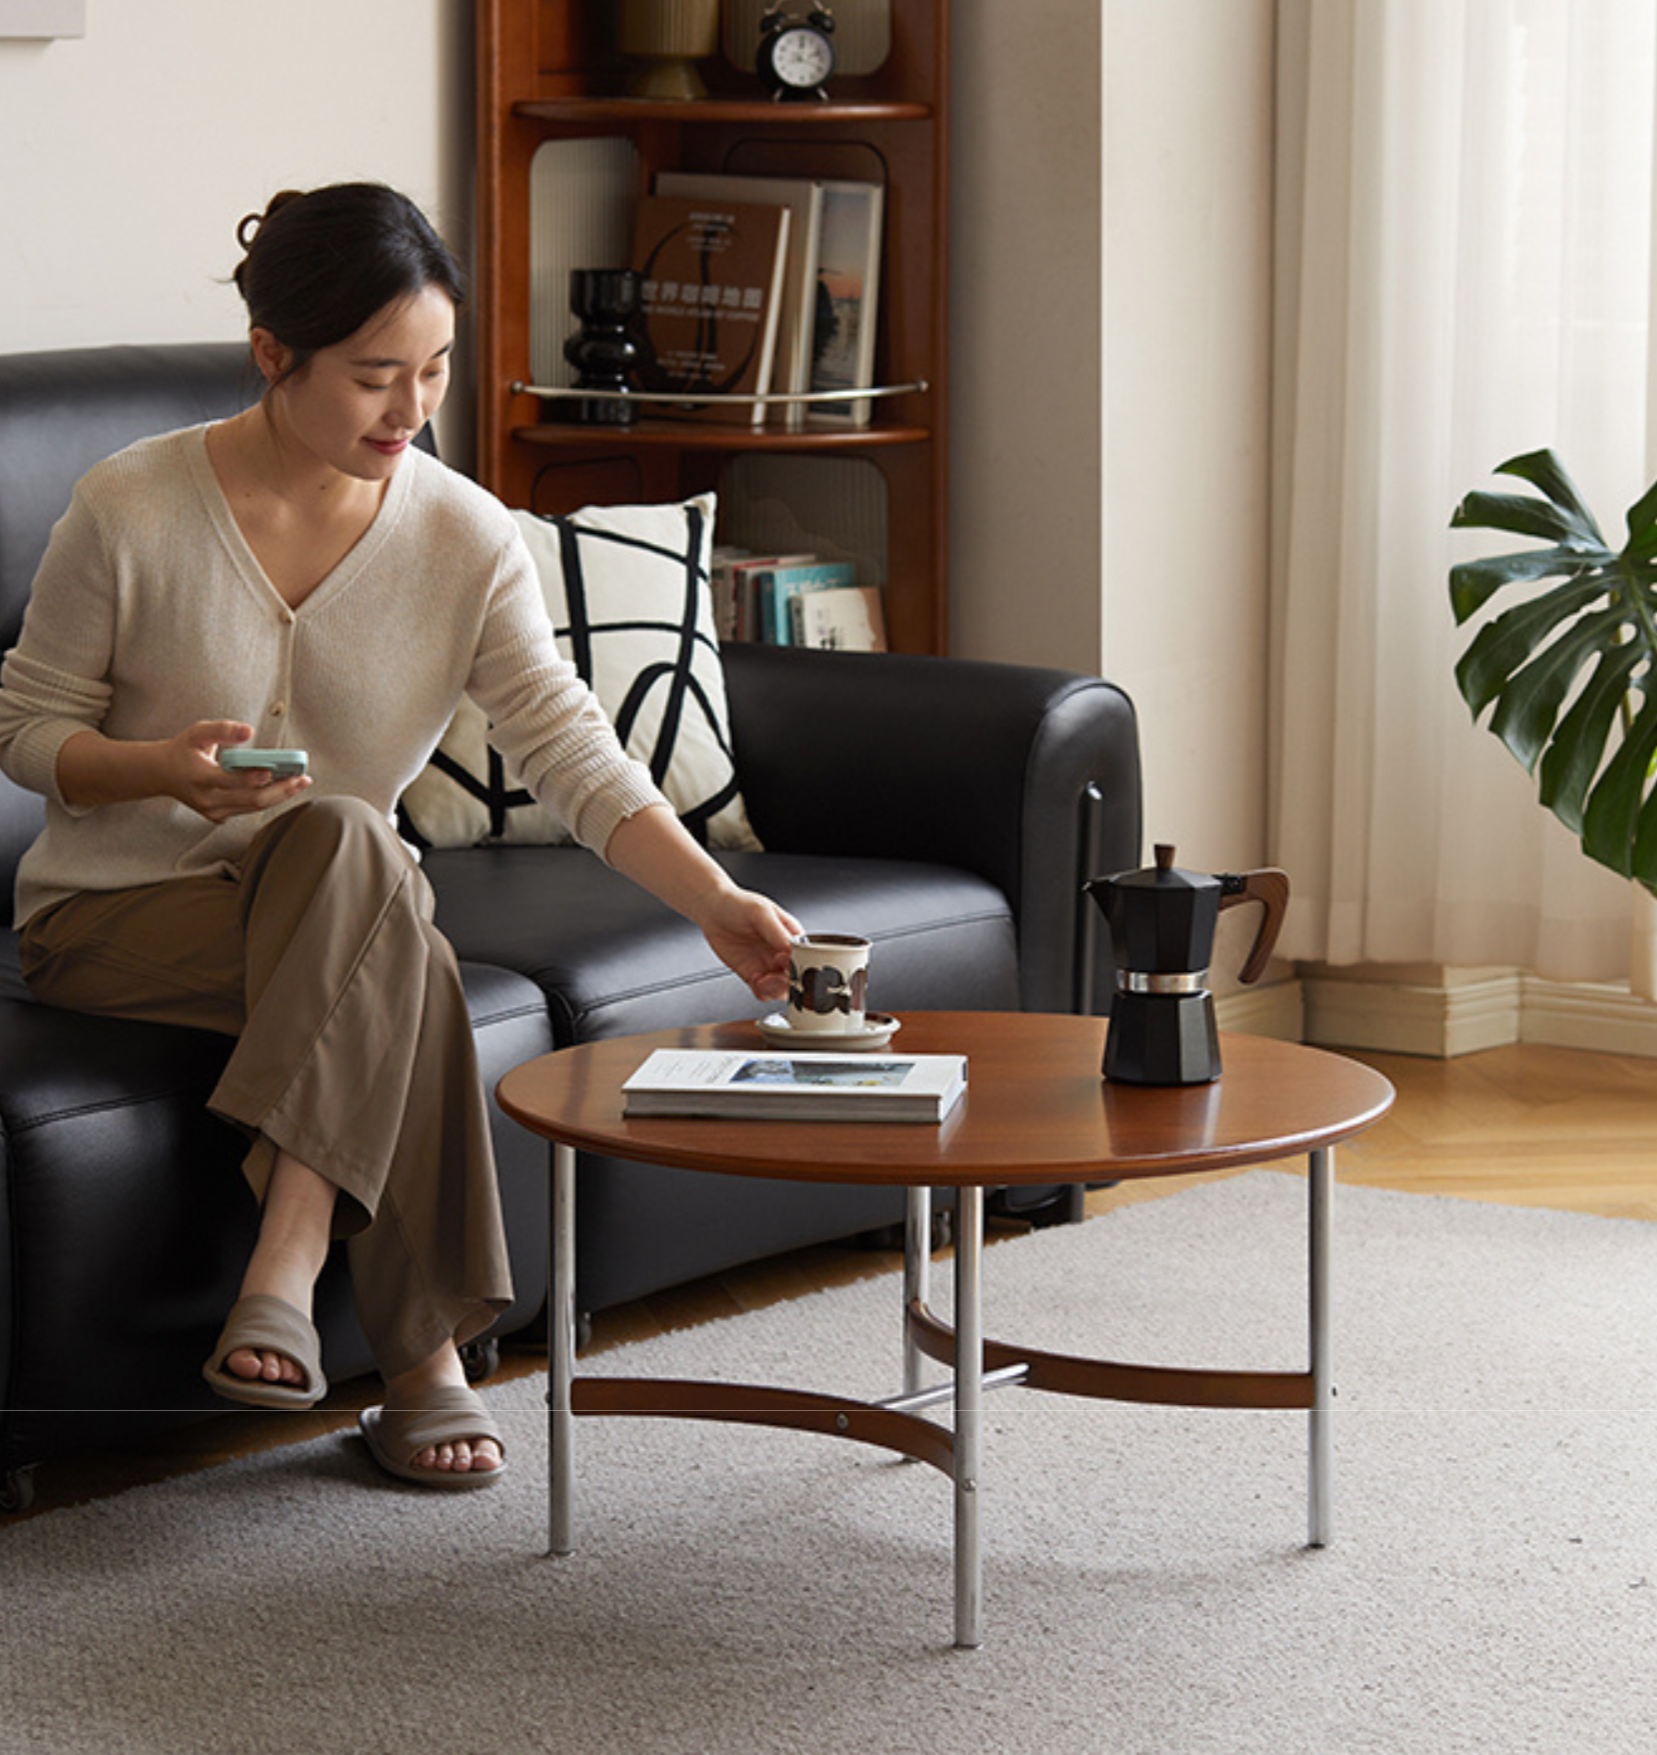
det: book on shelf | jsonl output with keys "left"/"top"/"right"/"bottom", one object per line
{"left": 809, "top": 181, "right": 885, "bottom": 427}
{"left": 621, "top": 1048, "right": 968, "bottom": 1124}
{"left": 710, "top": 551, "right": 885, "bottom": 648}
{"left": 631, "top": 195, "right": 791, "bottom": 427}
{"left": 711, "top": 550, "right": 815, "bottom": 641}
{"left": 756, "top": 560, "right": 857, "bottom": 644}
{"left": 654, "top": 171, "right": 825, "bottom": 431}
{"left": 709, "top": 546, "right": 751, "bottom": 641}
{"left": 793, "top": 584, "right": 889, "bottom": 652}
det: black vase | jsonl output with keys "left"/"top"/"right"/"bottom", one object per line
{"left": 563, "top": 269, "right": 641, "bottom": 426}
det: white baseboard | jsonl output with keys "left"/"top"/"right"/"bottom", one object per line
{"left": 1214, "top": 978, "right": 1305, "bottom": 1041}
{"left": 1299, "top": 968, "right": 1657, "bottom": 1058}
{"left": 1301, "top": 969, "right": 1523, "bottom": 1058}
{"left": 1520, "top": 977, "right": 1657, "bottom": 1057}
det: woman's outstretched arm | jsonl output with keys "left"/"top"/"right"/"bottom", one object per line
{"left": 604, "top": 802, "right": 801, "bottom": 1003}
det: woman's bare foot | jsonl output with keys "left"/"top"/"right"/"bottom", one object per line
{"left": 382, "top": 1342, "right": 503, "bottom": 1478}
{"left": 223, "top": 1341, "right": 310, "bottom": 1390}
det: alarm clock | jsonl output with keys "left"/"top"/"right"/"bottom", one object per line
{"left": 756, "top": 5, "right": 837, "bottom": 101}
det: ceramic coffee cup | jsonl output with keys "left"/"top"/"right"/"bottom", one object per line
{"left": 786, "top": 934, "right": 871, "bottom": 1034}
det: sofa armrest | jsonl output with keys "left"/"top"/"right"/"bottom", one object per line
{"left": 720, "top": 644, "right": 1141, "bottom": 1013}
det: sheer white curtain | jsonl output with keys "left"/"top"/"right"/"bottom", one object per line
{"left": 1269, "top": 0, "right": 1657, "bottom": 983}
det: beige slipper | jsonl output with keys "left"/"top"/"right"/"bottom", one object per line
{"left": 202, "top": 1293, "right": 327, "bottom": 1410}
{"left": 358, "top": 1384, "right": 507, "bottom": 1491}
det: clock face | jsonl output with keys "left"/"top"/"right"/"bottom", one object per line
{"left": 771, "top": 26, "right": 834, "bottom": 87}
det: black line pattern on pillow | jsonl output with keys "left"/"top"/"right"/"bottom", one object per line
{"left": 396, "top": 746, "right": 533, "bottom": 851}
{"left": 507, "top": 500, "right": 730, "bottom": 846}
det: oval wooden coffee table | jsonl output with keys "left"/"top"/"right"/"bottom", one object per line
{"left": 497, "top": 1011, "right": 1395, "bottom": 1648}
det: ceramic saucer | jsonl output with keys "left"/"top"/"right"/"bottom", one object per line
{"left": 757, "top": 1012, "right": 901, "bottom": 1050}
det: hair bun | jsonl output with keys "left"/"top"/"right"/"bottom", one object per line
{"left": 235, "top": 189, "right": 303, "bottom": 252}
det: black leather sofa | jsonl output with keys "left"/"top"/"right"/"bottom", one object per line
{"left": 0, "top": 342, "right": 1141, "bottom": 1511}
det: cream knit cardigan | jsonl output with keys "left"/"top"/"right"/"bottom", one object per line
{"left": 0, "top": 427, "right": 663, "bottom": 927}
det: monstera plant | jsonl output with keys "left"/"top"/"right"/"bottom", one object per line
{"left": 1449, "top": 449, "right": 1657, "bottom": 891}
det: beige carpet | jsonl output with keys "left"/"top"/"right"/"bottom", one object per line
{"left": 3, "top": 1170, "right": 1654, "bottom": 1754}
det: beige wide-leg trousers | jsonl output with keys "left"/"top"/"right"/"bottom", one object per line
{"left": 18, "top": 796, "right": 513, "bottom": 1378}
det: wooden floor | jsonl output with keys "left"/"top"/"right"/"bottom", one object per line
{"left": 9, "top": 1041, "right": 1656, "bottom": 1522}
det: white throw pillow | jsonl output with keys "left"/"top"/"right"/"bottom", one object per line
{"left": 399, "top": 493, "right": 762, "bottom": 851}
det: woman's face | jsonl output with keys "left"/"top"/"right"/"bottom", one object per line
{"left": 257, "top": 283, "right": 456, "bottom": 482}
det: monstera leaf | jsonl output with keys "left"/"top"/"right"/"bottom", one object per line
{"left": 1450, "top": 449, "right": 1657, "bottom": 891}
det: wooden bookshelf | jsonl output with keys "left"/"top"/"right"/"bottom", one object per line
{"left": 475, "top": 0, "right": 950, "bottom": 654}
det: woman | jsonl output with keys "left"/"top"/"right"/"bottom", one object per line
{"left": 0, "top": 183, "right": 800, "bottom": 1490}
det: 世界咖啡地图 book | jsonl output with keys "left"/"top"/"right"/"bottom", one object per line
{"left": 622, "top": 1048, "right": 966, "bottom": 1123}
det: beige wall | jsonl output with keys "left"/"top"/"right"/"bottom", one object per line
{"left": 950, "top": 0, "right": 1276, "bottom": 878}
{"left": 948, "top": 0, "right": 1103, "bottom": 669}
{"left": 0, "top": 0, "right": 474, "bottom": 457}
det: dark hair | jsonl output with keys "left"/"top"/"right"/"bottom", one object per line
{"left": 232, "top": 183, "right": 465, "bottom": 379}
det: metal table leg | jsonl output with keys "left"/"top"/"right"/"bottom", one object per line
{"left": 904, "top": 1185, "right": 931, "bottom": 1401}
{"left": 954, "top": 1184, "right": 985, "bottom": 1649}
{"left": 549, "top": 1142, "right": 577, "bottom": 1557}
{"left": 1308, "top": 1145, "right": 1334, "bottom": 1548}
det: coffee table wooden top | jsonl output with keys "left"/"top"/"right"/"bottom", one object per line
{"left": 496, "top": 1012, "right": 1395, "bottom": 1187}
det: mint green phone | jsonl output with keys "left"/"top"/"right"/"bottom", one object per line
{"left": 218, "top": 747, "right": 309, "bottom": 779}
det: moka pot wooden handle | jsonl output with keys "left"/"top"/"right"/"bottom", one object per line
{"left": 1218, "top": 868, "right": 1290, "bottom": 985}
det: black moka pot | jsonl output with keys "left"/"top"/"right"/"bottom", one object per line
{"left": 1085, "top": 845, "right": 1290, "bottom": 1086}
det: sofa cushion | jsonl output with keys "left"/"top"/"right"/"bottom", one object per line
{"left": 399, "top": 494, "right": 761, "bottom": 854}
{"left": 423, "top": 843, "right": 1021, "bottom": 1045}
